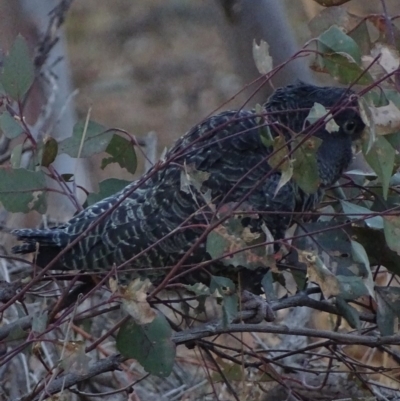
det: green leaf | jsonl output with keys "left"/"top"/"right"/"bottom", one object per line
{"left": 310, "top": 7, "right": 371, "bottom": 54}
{"left": 184, "top": 282, "right": 210, "bottom": 297}
{"left": 10, "top": 143, "right": 23, "bottom": 168}
{"left": 222, "top": 292, "right": 238, "bottom": 326}
{"left": 384, "top": 89, "right": 400, "bottom": 109}
{"left": 261, "top": 270, "right": 276, "bottom": 301}
{"left": 314, "top": 26, "right": 373, "bottom": 85}
{"left": 348, "top": 18, "right": 372, "bottom": 55}
{"left": 0, "top": 113, "right": 24, "bottom": 139}
{"left": 32, "top": 312, "right": 48, "bottom": 334}
{"left": 350, "top": 240, "right": 375, "bottom": 300}
{"left": 0, "top": 168, "right": 47, "bottom": 213}
{"left": 306, "top": 256, "right": 369, "bottom": 301}
{"left": 259, "top": 126, "right": 273, "bottom": 148}
{"left": 290, "top": 268, "right": 307, "bottom": 291}
{"left": 210, "top": 275, "right": 236, "bottom": 294}
{"left": 116, "top": 313, "right": 176, "bottom": 377}
{"left": 386, "top": 131, "right": 400, "bottom": 150}
{"left": 58, "top": 120, "right": 115, "bottom": 158}
{"left": 41, "top": 137, "right": 58, "bottom": 167}
{"left": 292, "top": 136, "right": 321, "bottom": 194}
{"left": 318, "top": 25, "right": 362, "bottom": 64}
{"left": 210, "top": 275, "right": 238, "bottom": 326}
{"left": 383, "top": 215, "right": 400, "bottom": 256}
{"left": 352, "top": 226, "right": 400, "bottom": 277}
{"left": 316, "top": 53, "right": 373, "bottom": 85}
{"left": 363, "top": 135, "right": 395, "bottom": 200}
{"left": 206, "top": 209, "right": 275, "bottom": 271}
{"left": 336, "top": 275, "right": 369, "bottom": 301}
{"left": 293, "top": 221, "right": 365, "bottom": 276}
{"left": 267, "top": 133, "right": 289, "bottom": 169}
{"left": 375, "top": 287, "right": 400, "bottom": 336}
{"left": 336, "top": 296, "right": 361, "bottom": 330}
{"left": 101, "top": 134, "right": 137, "bottom": 174}
{"left": 206, "top": 229, "right": 227, "bottom": 261}
{"left": 341, "top": 200, "right": 383, "bottom": 229}
{"left": 0, "top": 35, "right": 34, "bottom": 100}
{"left": 86, "top": 178, "right": 131, "bottom": 206}
{"left": 184, "top": 283, "right": 210, "bottom": 314}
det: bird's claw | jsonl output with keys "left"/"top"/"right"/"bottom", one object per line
{"left": 239, "top": 290, "right": 276, "bottom": 323}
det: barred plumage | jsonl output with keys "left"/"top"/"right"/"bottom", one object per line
{"left": 12, "top": 83, "right": 365, "bottom": 290}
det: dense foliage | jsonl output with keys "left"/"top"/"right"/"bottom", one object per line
{"left": 1, "top": 4, "right": 400, "bottom": 400}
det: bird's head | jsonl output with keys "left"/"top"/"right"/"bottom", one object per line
{"left": 265, "top": 82, "right": 366, "bottom": 187}
{"left": 305, "top": 86, "right": 365, "bottom": 187}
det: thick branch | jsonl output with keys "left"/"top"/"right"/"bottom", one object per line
{"left": 0, "top": 289, "right": 375, "bottom": 342}
{"left": 13, "top": 354, "right": 125, "bottom": 401}
{"left": 173, "top": 321, "right": 400, "bottom": 346}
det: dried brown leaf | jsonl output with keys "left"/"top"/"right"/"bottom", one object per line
{"left": 119, "top": 278, "right": 156, "bottom": 325}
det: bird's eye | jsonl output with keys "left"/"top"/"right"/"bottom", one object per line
{"left": 344, "top": 119, "right": 357, "bottom": 134}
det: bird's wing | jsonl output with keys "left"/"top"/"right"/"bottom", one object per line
{"left": 61, "top": 109, "right": 273, "bottom": 271}
{"left": 13, "top": 109, "right": 298, "bottom": 273}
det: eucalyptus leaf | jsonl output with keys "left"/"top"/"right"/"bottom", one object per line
{"left": 0, "top": 113, "right": 24, "bottom": 139}
{"left": 116, "top": 313, "right": 176, "bottom": 378}
{"left": 0, "top": 168, "right": 47, "bottom": 213}
{"left": 383, "top": 215, "right": 400, "bottom": 256}
{"left": 318, "top": 25, "right": 362, "bottom": 64}
{"left": 87, "top": 178, "right": 131, "bottom": 206}
{"left": 0, "top": 35, "right": 34, "bottom": 100}
{"left": 101, "top": 134, "right": 137, "bottom": 174}
{"left": 375, "top": 286, "right": 400, "bottom": 336}
{"left": 292, "top": 136, "right": 321, "bottom": 194}
{"left": 341, "top": 200, "right": 383, "bottom": 229}
{"left": 363, "top": 135, "right": 395, "bottom": 200}
{"left": 41, "top": 137, "right": 58, "bottom": 167}
{"left": 59, "top": 120, "right": 116, "bottom": 158}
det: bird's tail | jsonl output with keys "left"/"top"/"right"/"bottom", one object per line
{"left": 11, "top": 228, "right": 64, "bottom": 254}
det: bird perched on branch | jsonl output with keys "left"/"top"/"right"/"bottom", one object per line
{"left": 12, "top": 83, "right": 365, "bottom": 307}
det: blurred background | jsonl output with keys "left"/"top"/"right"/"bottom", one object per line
{"left": 0, "top": 0, "right": 396, "bottom": 159}
{"left": 51, "top": 0, "right": 398, "bottom": 145}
